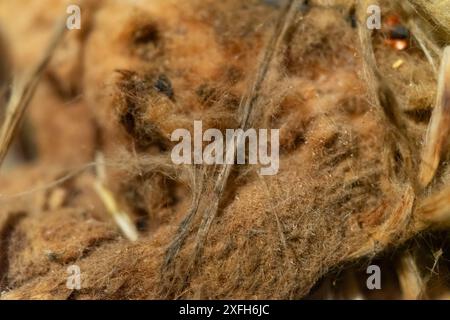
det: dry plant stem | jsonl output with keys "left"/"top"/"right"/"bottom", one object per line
{"left": 418, "top": 47, "right": 450, "bottom": 189}
{"left": 408, "top": 0, "right": 450, "bottom": 36}
{"left": 190, "top": 0, "right": 302, "bottom": 267}
{"left": 357, "top": 0, "right": 404, "bottom": 131}
{"left": 94, "top": 152, "right": 138, "bottom": 242}
{"left": 93, "top": 182, "right": 138, "bottom": 242}
{"left": 162, "top": 0, "right": 303, "bottom": 274}
{"left": 0, "top": 32, "right": 11, "bottom": 115}
{"left": 400, "top": 1, "right": 442, "bottom": 73}
{"left": 347, "top": 186, "right": 415, "bottom": 259}
{"left": 349, "top": 0, "right": 418, "bottom": 259}
{"left": 0, "top": 21, "right": 66, "bottom": 168}
{"left": 0, "top": 163, "right": 95, "bottom": 201}
{"left": 408, "top": 21, "right": 441, "bottom": 74}
{"left": 415, "top": 185, "right": 450, "bottom": 230}
{"left": 0, "top": 153, "right": 179, "bottom": 202}
{"left": 396, "top": 250, "right": 425, "bottom": 299}
{"left": 357, "top": 0, "right": 414, "bottom": 184}
{"left": 163, "top": 166, "right": 205, "bottom": 268}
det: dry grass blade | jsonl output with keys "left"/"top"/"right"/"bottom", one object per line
{"left": 94, "top": 152, "right": 138, "bottom": 242}
{"left": 190, "top": 0, "right": 302, "bottom": 267}
{"left": 408, "top": 21, "right": 442, "bottom": 74}
{"left": 357, "top": 0, "right": 406, "bottom": 132}
{"left": 357, "top": 0, "right": 414, "bottom": 184}
{"left": 418, "top": 47, "right": 450, "bottom": 188}
{"left": 400, "top": 0, "right": 442, "bottom": 74}
{"left": 408, "top": 0, "right": 450, "bottom": 37}
{"left": 161, "top": 0, "right": 303, "bottom": 278}
{"left": 348, "top": 186, "right": 415, "bottom": 259}
{"left": 0, "top": 31, "right": 11, "bottom": 118}
{"left": 0, "top": 20, "right": 66, "bottom": 167}
{"left": 396, "top": 250, "right": 425, "bottom": 300}
{"left": 415, "top": 185, "right": 450, "bottom": 230}
{"left": 162, "top": 165, "right": 205, "bottom": 268}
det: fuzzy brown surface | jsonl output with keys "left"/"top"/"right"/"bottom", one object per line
{"left": 0, "top": 0, "right": 448, "bottom": 299}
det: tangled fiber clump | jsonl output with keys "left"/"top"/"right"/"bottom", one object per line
{"left": 0, "top": 0, "right": 449, "bottom": 299}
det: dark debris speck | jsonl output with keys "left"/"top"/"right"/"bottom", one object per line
{"left": 153, "top": 74, "right": 174, "bottom": 100}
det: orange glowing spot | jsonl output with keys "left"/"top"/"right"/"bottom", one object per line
{"left": 385, "top": 39, "right": 408, "bottom": 51}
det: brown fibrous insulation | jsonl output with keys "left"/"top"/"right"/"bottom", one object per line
{"left": 0, "top": 0, "right": 449, "bottom": 300}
